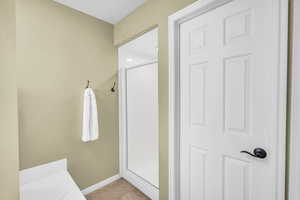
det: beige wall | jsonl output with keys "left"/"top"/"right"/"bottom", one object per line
{"left": 17, "top": 0, "right": 118, "bottom": 189}
{"left": 0, "top": 0, "right": 20, "bottom": 199}
{"left": 114, "top": 1, "right": 197, "bottom": 199}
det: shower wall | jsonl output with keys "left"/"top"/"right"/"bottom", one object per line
{"left": 17, "top": 0, "right": 118, "bottom": 189}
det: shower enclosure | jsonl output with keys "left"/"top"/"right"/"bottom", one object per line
{"left": 118, "top": 28, "right": 159, "bottom": 200}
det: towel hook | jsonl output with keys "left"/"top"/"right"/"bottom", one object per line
{"left": 86, "top": 80, "right": 90, "bottom": 89}
{"left": 111, "top": 81, "right": 116, "bottom": 93}
{"left": 86, "top": 80, "right": 116, "bottom": 92}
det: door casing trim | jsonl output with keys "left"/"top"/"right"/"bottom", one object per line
{"left": 168, "top": 0, "right": 289, "bottom": 199}
{"left": 289, "top": 1, "right": 300, "bottom": 200}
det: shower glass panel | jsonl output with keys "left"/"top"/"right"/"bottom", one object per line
{"left": 126, "top": 62, "right": 158, "bottom": 187}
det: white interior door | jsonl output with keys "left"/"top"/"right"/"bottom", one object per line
{"left": 180, "top": 0, "right": 284, "bottom": 199}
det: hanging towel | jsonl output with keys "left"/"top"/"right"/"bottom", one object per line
{"left": 82, "top": 88, "right": 99, "bottom": 142}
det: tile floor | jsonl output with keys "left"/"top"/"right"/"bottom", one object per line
{"left": 85, "top": 178, "right": 150, "bottom": 200}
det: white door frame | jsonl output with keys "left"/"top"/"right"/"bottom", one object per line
{"left": 168, "top": 0, "right": 289, "bottom": 200}
{"left": 289, "top": 1, "right": 300, "bottom": 200}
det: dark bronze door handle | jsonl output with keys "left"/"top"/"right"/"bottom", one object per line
{"left": 240, "top": 148, "right": 267, "bottom": 159}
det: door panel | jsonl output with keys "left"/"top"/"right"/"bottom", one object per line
{"left": 190, "top": 63, "right": 207, "bottom": 126}
{"left": 223, "top": 156, "right": 250, "bottom": 200}
{"left": 180, "top": 0, "right": 278, "bottom": 199}
{"left": 224, "top": 55, "right": 249, "bottom": 133}
{"left": 190, "top": 146, "right": 207, "bottom": 200}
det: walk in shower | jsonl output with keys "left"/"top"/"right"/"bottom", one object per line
{"left": 118, "top": 28, "right": 159, "bottom": 200}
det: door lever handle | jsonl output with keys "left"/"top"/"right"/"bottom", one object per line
{"left": 240, "top": 148, "right": 267, "bottom": 159}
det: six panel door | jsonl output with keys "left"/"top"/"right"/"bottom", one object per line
{"left": 180, "top": 0, "right": 279, "bottom": 199}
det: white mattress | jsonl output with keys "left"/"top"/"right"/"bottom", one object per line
{"left": 20, "top": 159, "right": 86, "bottom": 200}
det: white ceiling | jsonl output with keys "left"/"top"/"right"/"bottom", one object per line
{"left": 54, "top": 0, "right": 147, "bottom": 24}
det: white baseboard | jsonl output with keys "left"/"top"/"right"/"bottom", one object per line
{"left": 81, "top": 174, "right": 121, "bottom": 195}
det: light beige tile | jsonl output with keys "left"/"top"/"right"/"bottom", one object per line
{"left": 86, "top": 178, "right": 150, "bottom": 200}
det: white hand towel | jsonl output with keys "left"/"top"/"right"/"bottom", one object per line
{"left": 82, "top": 88, "right": 99, "bottom": 142}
